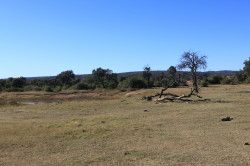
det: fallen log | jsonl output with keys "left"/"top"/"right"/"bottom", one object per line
{"left": 143, "top": 88, "right": 206, "bottom": 103}
{"left": 159, "top": 87, "right": 168, "bottom": 98}
{"left": 156, "top": 97, "right": 209, "bottom": 103}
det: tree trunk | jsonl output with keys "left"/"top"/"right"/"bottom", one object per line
{"left": 192, "top": 73, "right": 199, "bottom": 93}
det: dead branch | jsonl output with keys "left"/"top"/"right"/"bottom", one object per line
{"left": 143, "top": 87, "right": 206, "bottom": 103}
{"left": 159, "top": 87, "right": 168, "bottom": 98}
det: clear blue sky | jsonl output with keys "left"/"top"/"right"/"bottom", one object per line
{"left": 1, "top": 0, "right": 250, "bottom": 78}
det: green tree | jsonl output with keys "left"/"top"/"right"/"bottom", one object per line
{"left": 0, "top": 79, "right": 6, "bottom": 91}
{"left": 201, "top": 77, "right": 209, "bottom": 87}
{"left": 143, "top": 66, "right": 152, "bottom": 88}
{"left": 92, "top": 68, "right": 110, "bottom": 88}
{"left": 167, "top": 66, "right": 178, "bottom": 87}
{"left": 178, "top": 51, "right": 207, "bottom": 93}
{"left": 104, "top": 73, "right": 119, "bottom": 89}
{"left": 236, "top": 70, "right": 247, "bottom": 82}
{"left": 153, "top": 72, "right": 165, "bottom": 87}
{"left": 12, "top": 77, "right": 26, "bottom": 88}
{"left": 243, "top": 58, "right": 250, "bottom": 78}
{"left": 92, "top": 68, "right": 118, "bottom": 89}
{"left": 56, "top": 70, "right": 75, "bottom": 86}
{"left": 208, "top": 75, "right": 223, "bottom": 84}
{"left": 129, "top": 77, "right": 146, "bottom": 89}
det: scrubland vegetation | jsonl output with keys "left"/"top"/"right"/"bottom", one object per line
{"left": 0, "top": 54, "right": 249, "bottom": 93}
{"left": 0, "top": 52, "right": 249, "bottom": 165}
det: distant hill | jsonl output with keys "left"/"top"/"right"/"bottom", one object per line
{"left": 25, "top": 70, "right": 238, "bottom": 81}
{"left": 202, "top": 70, "right": 238, "bottom": 76}
{"left": 118, "top": 70, "right": 238, "bottom": 77}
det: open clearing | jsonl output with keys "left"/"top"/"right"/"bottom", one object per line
{"left": 0, "top": 85, "right": 250, "bottom": 165}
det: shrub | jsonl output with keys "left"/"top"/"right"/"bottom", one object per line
{"left": 33, "top": 86, "right": 43, "bottom": 91}
{"left": 153, "top": 79, "right": 162, "bottom": 87}
{"left": 243, "top": 58, "right": 250, "bottom": 77}
{"left": 83, "top": 76, "right": 96, "bottom": 89}
{"left": 118, "top": 79, "right": 129, "bottom": 90}
{"left": 208, "top": 75, "right": 223, "bottom": 84}
{"left": 104, "top": 73, "right": 119, "bottom": 89}
{"left": 236, "top": 70, "right": 247, "bottom": 82}
{"left": 118, "top": 77, "right": 146, "bottom": 90}
{"left": 128, "top": 77, "right": 146, "bottom": 89}
{"left": 44, "top": 86, "right": 53, "bottom": 92}
{"left": 53, "top": 86, "right": 62, "bottom": 92}
{"left": 221, "top": 76, "right": 239, "bottom": 85}
{"left": 75, "top": 82, "right": 90, "bottom": 90}
{"left": 201, "top": 78, "right": 209, "bottom": 87}
{"left": 6, "top": 87, "right": 24, "bottom": 92}
{"left": 23, "top": 85, "right": 42, "bottom": 91}
{"left": 62, "top": 85, "right": 71, "bottom": 90}
{"left": 12, "top": 77, "right": 27, "bottom": 89}
{"left": 245, "top": 77, "right": 250, "bottom": 83}
{"left": 170, "top": 81, "right": 179, "bottom": 88}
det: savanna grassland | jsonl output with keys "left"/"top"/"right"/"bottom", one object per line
{"left": 0, "top": 85, "right": 250, "bottom": 165}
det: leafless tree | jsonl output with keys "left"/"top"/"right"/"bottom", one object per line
{"left": 178, "top": 51, "right": 207, "bottom": 93}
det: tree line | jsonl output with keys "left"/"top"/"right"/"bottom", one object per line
{"left": 0, "top": 52, "right": 249, "bottom": 92}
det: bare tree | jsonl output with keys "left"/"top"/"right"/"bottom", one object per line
{"left": 178, "top": 51, "right": 207, "bottom": 93}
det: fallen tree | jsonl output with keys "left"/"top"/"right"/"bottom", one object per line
{"left": 143, "top": 87, "right": 209, "bottom": 103}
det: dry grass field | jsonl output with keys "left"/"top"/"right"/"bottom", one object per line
{"left": 0, "top": 85, "right": 250, "bottom": 165}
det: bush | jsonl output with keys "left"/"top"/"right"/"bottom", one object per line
{"left": 201, "top": 79, "right": 209, "bottom": 87}
{"left": 118, "top": 79, "right": 130, "bottom": 90}
{"left": 153, "top": 79, "right": 162, "bottom": 87}
{"left": 53, "top": 86, "right": 62, "bottom": 92}
{"left": 221, "top": 76, "right": 239, "bottom": 85}
{"left": 6, "top": 87, "right": 24, "bottom": 92}
{"left": 44, "top": 86, "right": 53, "bottom": 92}
{"left": 74, "top": 82, "right": 90, "bottom": 90}
{"left": 118, "top": 77, "right": 146, "bottom": 90}
{"left": 236, "top": 70, "right": 247, "bottom": 82}
{"left": 245, "top": 77, "right": 250, "bottom": 83}
{"left": 12, "top": 77, "right": 26, "bottom": 88}
{"left": 170, "top": 81, "right": 179, "bottom": 88}
{"left": 104, "top": 74, "right": 119, "bottom": 89}
{"left": 128, "top": 77, "right": 146, "bottom": 89}
{"left": 62, "top": 85, "right": 71, "bottom": 90}
{"left": 208, "top": 75, "right": 223, "bottom": 84}
{"left": 243, "top": 58, "right": 250, "bottom": 77}
{"left": 83, "top": 76, "right": 96, "bottom": 89}
{"left": 23, "top": 85, "right": 42, "bottom": 91}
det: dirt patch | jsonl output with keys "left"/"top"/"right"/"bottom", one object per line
{"left": 0, "top": 90, "right": 126, "bottom": 104}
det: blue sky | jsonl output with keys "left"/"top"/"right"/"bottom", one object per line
{"left": 0, "top": 0, "right": 250, "bottom": 78}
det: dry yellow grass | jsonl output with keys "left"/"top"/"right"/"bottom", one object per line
{"left": 0, "top": 85, "right": 250, "bottom": 165}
